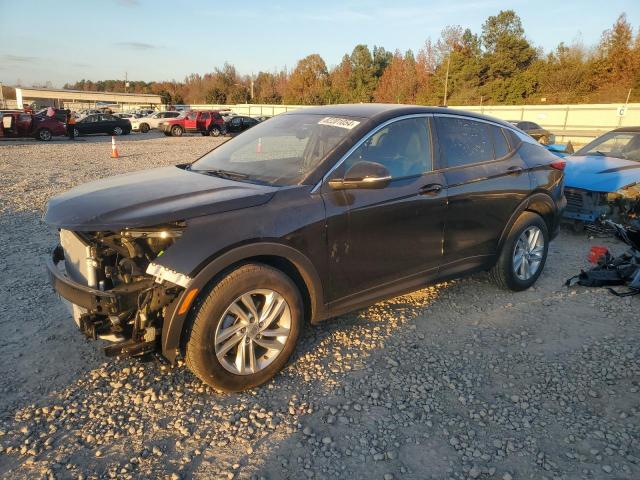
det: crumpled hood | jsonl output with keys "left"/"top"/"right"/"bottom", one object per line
{"left": 44, "top": 165, "right": 278, "bottom": 230}
{"left": 564, "top": 155, "right": 640, "bottom": 192}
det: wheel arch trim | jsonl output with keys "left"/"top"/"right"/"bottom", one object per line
{"left": 497, "top": 192, "right": 556, "bottom": 251}
{"left": 160, "top": 242, "right": 324, "bottom": 363}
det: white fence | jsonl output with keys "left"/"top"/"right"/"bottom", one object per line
{"left": 177, "top": 102, "right": 639, "bottom": 145}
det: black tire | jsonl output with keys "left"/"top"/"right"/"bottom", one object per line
{"left": 73, "top": 127, "right": 80, "bottom": 137}
{"left": 113, "top": 126, "right": 123, "bottom": 136}
{"left": 171, "top": 125, "right": 183, "bottom": 137}
{"left": 37, "top": 128, "right": 52, "bottom": 141}
{"left": 184, "top": 263, "right": 302, "bottom": 392}
{"left": 210, "top": 127, "right": 221, "bottom": 137}
{"left": 163, "top": 131, "right": 171, "bottom": 136}
{"left": 201, "top": 131, "right": 208, "bottom": 136}
{"left": 490, "top": 211, "right": 549, "bottom": 291}
{"left": 139, "top": 123, "right": 150, "bottom": 133}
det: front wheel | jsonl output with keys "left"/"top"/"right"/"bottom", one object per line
{"left": 185, "top": 263, "right": 302, "bottom": 392}
{"left": 37, "top": 128, "right": 52, "bottom": 141}
{"left": 171, "top": 125, "right": 183, "bottom": 137}
{"left": 490, "top": 211, "right": 549, "bottom": 291}
{"left": 73, "top": 127, "right": 80, "bottom": 137}
{"left": 139, "top": 123, "right": 150, "bottom": 133}
{"left": 209, "top": 127, "right": 221, "bottom": 137}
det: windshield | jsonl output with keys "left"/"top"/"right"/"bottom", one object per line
{"left": 576, "top": 131, "right": 640, "bottom": 161}
{"left": 191, "top": 113, "right": 363, "bottom": 186}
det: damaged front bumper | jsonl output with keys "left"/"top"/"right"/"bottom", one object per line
{"left": 47, "top": 245, "right": 174, "bottom": 357}
{"left": 47, "top": 245, "right": 151, "bottom": 317}
{"left": 563, "top": 187, "right": 640, "bottom": 224}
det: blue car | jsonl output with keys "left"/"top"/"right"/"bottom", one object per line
{"left": 563, "top": 127, "right": 640, "bottom": 224}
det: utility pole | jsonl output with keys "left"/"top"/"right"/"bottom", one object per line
{"left": 443, "top": 56, "right": 451, "bottom": 107}
{"left": 618, "top": 88, "right": 632, "bottom": 127}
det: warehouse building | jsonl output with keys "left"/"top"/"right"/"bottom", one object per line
{"left": 10, "top": 87, "right": 162, "bottom": 111}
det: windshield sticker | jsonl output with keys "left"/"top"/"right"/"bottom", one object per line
{"left": 318, "top": 117, "right": 360, "bottom": 130}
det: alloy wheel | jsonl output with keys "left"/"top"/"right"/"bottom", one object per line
{"left": 113, "top": 127, "right": 123, "bottom": 135}
{"left": 214, "top": 289, "right": 291, "bottom": 375}
{"left": 512, "top": 226, "right": 545, "bottom": 281}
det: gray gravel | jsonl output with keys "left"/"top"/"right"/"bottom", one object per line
{"left": 1, "top": 133, "right": 639, "bottom": 479}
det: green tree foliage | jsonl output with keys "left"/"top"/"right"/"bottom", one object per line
{"left": 63, "top": 10, "right": 640, "bottom": 106}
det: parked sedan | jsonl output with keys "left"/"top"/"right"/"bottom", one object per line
{"left": 44, "top": 104, "right": 565, "bottom": 392}
{"left": 113, "top": 112, "right": 138, "bottom": 120}
{"left": 225, "top": 115, "right": 259, "bottom": 134}
{"left": 1, "top": 111, "right": 66, "bottom": 141}
{"left": 508, "top": 120, "right": 555, "bottom": 145}
{"left": 73, "top": 114, "right": 132, "bottom": 137}
{"left": 563, "top": 127, "right": 640, "bottom": 225}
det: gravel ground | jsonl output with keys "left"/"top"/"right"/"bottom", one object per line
{"left": 0, "top": 133, "right": 638, "bottom": 480}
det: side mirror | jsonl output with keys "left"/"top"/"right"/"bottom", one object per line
{"left": 328, "top": 161, "right": 392, "bottom": 190}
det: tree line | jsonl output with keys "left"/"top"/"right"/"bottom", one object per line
{"left": 63, "top": 10, "right": 640, "bottom": 106}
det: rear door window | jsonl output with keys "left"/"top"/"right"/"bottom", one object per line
{"left": 436, "top": 117, "right": 493, "bottom": 168}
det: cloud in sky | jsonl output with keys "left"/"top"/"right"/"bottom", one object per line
{"left": 115, "top": 41, "right": 157, "bottom": 50}
{"left": 2, "top": 54, "right": 39, "bottom": 63}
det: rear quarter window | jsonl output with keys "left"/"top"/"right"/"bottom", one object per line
{"left": 491, "top": 126, "right": 511, "bottom": 158}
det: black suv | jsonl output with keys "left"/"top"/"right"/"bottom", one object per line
{"left": 508, "top": 120, "right": 555, "bottom": 145}
{"left": 45, "top": 104, "right": 566, "bottom": 392}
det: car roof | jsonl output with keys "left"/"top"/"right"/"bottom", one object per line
{"left": 284, "top": 103, "right": 518, "bottom": 130}
{"left": 612, "top": 126, "right": 640, "bottom": 133}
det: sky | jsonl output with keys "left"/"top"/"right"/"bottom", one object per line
{"left": 1, "top": 0, "right": 639, "bottom": 87}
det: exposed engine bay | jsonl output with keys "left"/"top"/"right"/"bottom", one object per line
{"left": 564, "top": 186, "right": 640, "bottom": 228}
{"left": 52, "top": 223, "right": 186, "bottom": 357}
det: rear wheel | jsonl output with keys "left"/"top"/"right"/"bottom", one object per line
{"left": 139, "top": 123, "right": 150, "bottom": 133}
{"left": 171, "top": 125, "right": 184, "bottom": 137}
{"left": 37, "top": 128, "right": 52, "bottom": 141}
{"left": 113, "top": 126, "right": 123, "bottom": 135}
{"left": 185, "top": 263, "right": 302, "bottom": 392}
{"left": 210, "top": 126, "right": 221, "bottom": 137}
{"left": 73, "top": 127, "right": 80, "bottom": 137}
{"left": 490, "top": 211, "right": 549, "bottom": 291}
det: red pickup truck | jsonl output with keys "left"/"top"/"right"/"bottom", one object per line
{"left": 0, "top": 111, "right": 66, "bottom": 141}
{"left": 159, "top": 110, "right": 226, "bottom": 137}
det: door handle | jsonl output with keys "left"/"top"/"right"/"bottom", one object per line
{"left": 507, "top": 166, "right": 523, "bottom": 175}
{"left": 419, "top": 183, "right": 443, "bottom": 195}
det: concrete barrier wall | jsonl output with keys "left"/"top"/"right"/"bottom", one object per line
{"left": 449, "top": 103, "right": 639, "bottom": 145}
{"left": 179, "top": 102, "right": 639, "bottom": 146}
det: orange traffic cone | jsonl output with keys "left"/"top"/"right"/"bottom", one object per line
{"left": 111, "top": 136, "right": 119, "bottom": 158}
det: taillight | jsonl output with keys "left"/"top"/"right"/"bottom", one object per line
{"left": 550, "top": 159, "right": 566, "bottom": 170}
